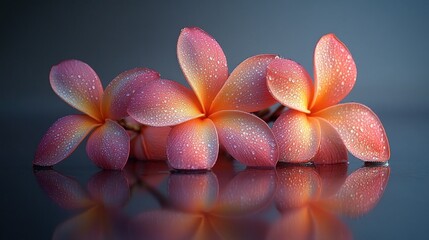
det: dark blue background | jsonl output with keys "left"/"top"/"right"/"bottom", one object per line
{"left": 1, "top": 0, "right": 428, "bottom": 239}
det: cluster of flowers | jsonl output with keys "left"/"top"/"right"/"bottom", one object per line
{"left": 34, "top": 27, "right": 390, "bottom": 170}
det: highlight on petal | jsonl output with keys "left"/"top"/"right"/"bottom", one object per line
{"left": 86, "top": 120, "right": 130, "bottom": 170}
{"left": 314, "top": 103, "right": 390, "bottom": 162}
{"left": 34, "top": 115, "right": 99, "bottom": 166}
{"left": 333, "top": 166, "right": 390, "bottom": 217}
{"left": 215, "top": 169, "right": 277, "bottom": 215}
{"left": 50, "top": 60, "right": 104, "bottom": 121}
{"left": 275, "top": 166, "right": 320, "bottom": 211}
{"left": 128, "top": 79, "right": 204, "bottom": 127}
{"left": 210, "top": 110, "right": 278, "bottom": 167}
{"left": 135, "top": 126, "right": 171, "bottom": 161}
{"left": 177, "top": 27, "right": 228, "bottom": 112}
{"left": 102, "top": 68, "right": 160, "bottom": 120}
{"left": 311, "top": 118, "right": 348, "bottom": 164}
{"left": 87, "top": 171, "right": 130, "bottom": 208}
{"left": 266, "top": 58, "right": 313, "bottom": 113}
{"left": 272, "top": 110, "right": 320, "bottom": 163}
{"left": 210, "top": 54, "right": 278, "bottom": 113}
{"left": 168, "top": 172, "right": 219, "bottom": 211}
{"left": 34, "top": 169, "right": 91, "bottom": 209}
{"left": 167, "top": 118, "right": 219, "bottom": 170}
{"left": 310, "top": 34, "right": 357, "bottom": 112}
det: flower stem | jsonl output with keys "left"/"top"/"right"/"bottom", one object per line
{"left": 117, "top": 118, "right": 141, "bottom": 133}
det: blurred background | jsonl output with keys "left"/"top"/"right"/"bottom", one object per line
{"left": 1, "top": 0, "right": 429, "bottom": 239}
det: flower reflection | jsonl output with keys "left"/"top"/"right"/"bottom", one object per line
{"left": 34, "top": 169, "right": 131, "bottom": 240}
{"left": 34, "top": 160, "right": 390, "bottom": 240}
{"left": 131, "top": 166, "right": 276, "bottom": 240}
{"left": 268, "top": 164, "right": 390, "bottom": 240}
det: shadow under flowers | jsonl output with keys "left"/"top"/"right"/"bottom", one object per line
{"left": 34, "top": 158, "right": 390, "bottom": 240}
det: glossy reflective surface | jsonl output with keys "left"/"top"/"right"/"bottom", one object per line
{"left": 32, "top": 159, "right": 388, "bottom": 240}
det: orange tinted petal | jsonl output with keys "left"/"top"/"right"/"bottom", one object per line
{"left": 167, "top": 118, "right": 219, "bottom": 170}
{"left": 272, "top": 110, "right": 320, "bottom": 163}
{"left": 267, "top": 58, "right": 313, "bottom": 113}
{"left": 210, "top": 110, "right": 278, "bottom": 167}
{"left": 102, "top": 68, "right": 160, "bottom": 120}
{"left": 210, "top": 54, "right": 277, "bottom": 113}
{"left": 310, "top": 34, "right": 357, "bottom": 112}
{"left": 50, "top": 60, "right": 104, "bottom": 121}
{"left": 177, "top": 27, "right": 228, "bottom": 112}
{"left": 128, "top": 79, "right": 204, "bottom": 127}
{"left": 311, "top": 118, "right": 348, "bottom": 164}
{"left": 34, "top": 115, "right": 99, "bottom": 166}
{"left": 314, "top": 103, "right": 390, "bottom": 162}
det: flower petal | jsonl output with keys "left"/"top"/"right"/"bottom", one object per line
{"left": 267, "top": 208, "right": 313, "bottom": 240}
{"left": 311, "top": 118, "right": 348, "bottom": 164}
{"left": 315, "top": 163, "right": 348, "bottom": 198}
{"left": 128, "top": 79, "right": 204, "bottom": 127}
{"left": 34, "top": 115, "right": 99, "bottom": 166}
{"left": 34, "top": 169, "right": 91, "bottom": 209}
{"left": 167, "top": 118, "right": 219, "bottom": 170}
{"left": 138, "top": 126, "right": 171, "bottom": 161}
{"left": 214, "top": 169, "right": 276, "bottom": 215}
{"left": 87, "top": 170, "right": 130, "bottom": 208}
{"left": 275, "top": 166, "right": 321, "bottom": 211}
{"left": 272, "top": 110, "right": 320, "bottom": 163}
{"left": 333, "top": 165, "right": 390, "bottom": 217}
{"left": 86, "top": 120, "right": 130, "bottom": 170}
{"left": 310, "top": 34, "right": 357, "bottom": 112}
{"left": 266, "top": 58, "right": 313, "bottom": 113}
{"left": 50, "top": 60, "right": 104, "bottom": 121}
{"left": 210, "top": 54, "right": 278, "bottom": 113}
{"left": 210, "top": 110, "right": 278, "bottom": 167}
{"left": 177, "top": 27, "right": 228, "bottom": 112}
{"left": 102, "top": 68, "right": 160, "bottom": 120}
{"left": 314, "top": 103, "right": 390, "bottom": 162}
{"left": 168, "top": 171, "right": 219, "bottom": 211}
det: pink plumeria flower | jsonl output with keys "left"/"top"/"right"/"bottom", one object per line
{"left": 128, "top": 27, "right": 279, "bottom": 170}
{"left": 266, "top": 34, "right": 390, "bottom": 164}
{"left": 34, "top": 60, "right": 160, "bottom": 169}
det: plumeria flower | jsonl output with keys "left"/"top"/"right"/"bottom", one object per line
{"left": 128, "top": 27, "right": 279, "bottom": 170}
{"left": 267, "top": 164, "right": 390, "bottom": 240}
{"left": 266, "top": 34, "right": 390, "bottom": 164}
{"left": 34, "top": 60, "right": 160, "bottom": 169}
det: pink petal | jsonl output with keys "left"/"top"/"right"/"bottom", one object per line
{"left": 87, "top": 171, "right": 130, "bottom": 208}
{"left": 310, "top": 34, "right": 357, "bottom": 112}
{"left": 272, "top": 110, "right": 320, "bottom": 163}
{"left": 314, "top": 103, "right": 390, "bottom": 162}
{"left": 311, "top": 207, "right": 353, "bottom": 240}
{"left": 34, "top": 115, "right": 99, "bottom": 166}
{"left": 275, "top": 166, "right": 321, "bottom": 211}
{"left": 50, "top": 60, "right": 104, "bottom": 121}
{"left": 167, "top": 118, "right": 219, "bottom": 170}
{"left": 177, "top": 27, "right": 228, "bottom": 112}
{"left": 86, "top": 120, "right": 130, "bottom": 170}
{"left": 210, "top": 110, "right": 278, "bottom": 167}
{"left": 136, "top": 126, "right": 171, "bottom": 161}
{"left": 215, "top": 169, "right": 276, "bottom": 215}
{"left": 210, "top": 54, "right": 278, "bottom": 113}
{"left": 266, "top": 58, "right": 313, "bottom": 113}
{"left": 34, "top": 169, "right": 91, "bottom": 209}
{"left": 311, "top": 118, "right": 348, "bottom": 164}
{"left": 168, "top": 172, "right": 219, "bottom": 211}
{"left": 102, "top": 68, "right": 160, "bottom": 120}
{"left": 333, "top": 166, "right": 390, "bottom": 217}
{"left": 128, "top": 79, "right": 204, "bottom": 127}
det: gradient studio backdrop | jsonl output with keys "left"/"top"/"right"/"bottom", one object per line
{"left": 1, "top": 0, "right": 429, "bottom": 238}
